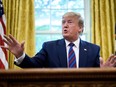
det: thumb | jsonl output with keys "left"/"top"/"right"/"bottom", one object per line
{"left": 100, "top": 57, "right": 104, "bottom": 64}
{"left": 21, "top": 41, "right": 25, "bottom": 48}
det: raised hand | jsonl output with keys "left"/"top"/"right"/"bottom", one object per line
{"left": 1, "top": 34, "right": 25, "bottom": 58}
{"left": 100, "top": 54, "right": 116, "bottom": 68}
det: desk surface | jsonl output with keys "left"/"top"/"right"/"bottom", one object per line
{"left": 0, "top": 68, "right": 116, "bottom": 87}
{"left": 0, "top": 68, "right": 116, "bottom": 80}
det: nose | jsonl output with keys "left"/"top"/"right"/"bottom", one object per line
{"left": 63, "top": 22, "right": 68, "bottom": 28}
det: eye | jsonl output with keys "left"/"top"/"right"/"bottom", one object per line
{"left": 68, "top": 21, "right": 73, "bottom": 24}
{"left": 69, "top": 21, "right": 72, "bottom": 23}
{"left": 62, "top": 20, "right": 65, "bottom": 24}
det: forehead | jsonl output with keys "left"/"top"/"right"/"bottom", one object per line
{"left": 62, "top": 16, "right": 77, "bottom": 21}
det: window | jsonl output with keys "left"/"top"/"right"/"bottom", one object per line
{"left": 34, "top": 0, "right": 90, "bottom": 53}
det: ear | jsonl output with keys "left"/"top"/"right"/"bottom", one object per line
{"left": 78, "top": 26, "right": 83, "bottom": 33}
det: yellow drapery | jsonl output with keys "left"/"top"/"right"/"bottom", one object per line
{"left": 2, "top": 0, "right": 35, "bottom": 69}
{"left": 91, "top": 0, "right": 115, "bottom": 61}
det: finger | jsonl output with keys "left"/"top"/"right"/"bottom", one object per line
{"left": 107, "top": 54, "right": 115, "bottom": 62}
{"left": 9, "top": 34, "right": 18, "bottom": 44}
{"left": 0, "top": 46, "right": 9, "bottom": 50}
{"left": 4, "top": 35, "right": 13, "bottom": 45}
{"left": 2, "top": 38, "right": 11, "bottom": 46}
{"left": 114, "top": 58, "right": 116, "bottom": 67}
{"left": 110, "top": 55, "right": 116, "bottom": 63}
{"left": 111, "top": 58, "right": 116, "bottom": 67}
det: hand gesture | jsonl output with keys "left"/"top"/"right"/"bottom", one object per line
{"left": 1, "top": 34, "right": 25, "bottom": 58}
{"left": 100, "top": 54, "right": 116, "bottom": 68}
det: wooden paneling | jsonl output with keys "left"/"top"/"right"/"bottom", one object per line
{"left": 0, "top": 68, "right": 116, "bottom": 87}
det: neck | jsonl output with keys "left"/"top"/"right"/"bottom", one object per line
{"left": 65, "top": 37, "right": 78, "bottom": 42}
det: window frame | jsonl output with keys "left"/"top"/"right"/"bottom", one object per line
{"left": 35, "top": 0, "right": 91, "bottom": 52}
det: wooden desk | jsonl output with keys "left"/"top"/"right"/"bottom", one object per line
{"left": 0, "top": 68, "right": 116, "bottom": 87}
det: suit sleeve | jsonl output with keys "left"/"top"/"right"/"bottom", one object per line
{"left": 16, "top": 42, "right": 48, "bottom": 68}
{"left": 95, "top": 46, "right": 100, "bottom": 67}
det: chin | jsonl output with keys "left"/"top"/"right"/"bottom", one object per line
{"left": 63, "top": 34, "right": 69, "bottom": 38}
{"left": 63, "top": 35, "right": 70, "bottom": 40}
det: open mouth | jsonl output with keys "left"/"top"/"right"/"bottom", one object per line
{"left": 63, "top": 29, "right": 68, "bottom": 33}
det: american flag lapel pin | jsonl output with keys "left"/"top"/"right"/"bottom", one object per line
{"left": 84, "top": 48, "right": 87, "bottom": 51}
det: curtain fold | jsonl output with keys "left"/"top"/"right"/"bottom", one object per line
{"left": 2, "top": 0, "right": 35, "bottom": 69}
{"left": 91, "top": 0, "right": 115, "bottom": 61}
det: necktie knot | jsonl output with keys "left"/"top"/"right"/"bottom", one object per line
{"left": 69, "top": 43, "right": 75, "bottom": 47}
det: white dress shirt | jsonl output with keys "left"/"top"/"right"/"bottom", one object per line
{"left": 14, "top": 52, "right": 25, "bottom": 65}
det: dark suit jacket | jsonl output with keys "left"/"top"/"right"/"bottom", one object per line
{"left": 18, "top": 39, "right": 100, "bottom": 68}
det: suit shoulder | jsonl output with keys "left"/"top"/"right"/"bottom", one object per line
{"left": 43, "top": 39, "right": 64, "bottom": 45}
{"left": 81, "top": 40, "right": 100, "bottom": 48}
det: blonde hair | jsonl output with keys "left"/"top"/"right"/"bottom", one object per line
{"left": 62, "top": 12, "right": 84, "bottom": 30}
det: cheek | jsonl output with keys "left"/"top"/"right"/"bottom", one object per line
{"left": 70, "top": 28, "right": 78, "bottom": 34}
{"left": 69, "top": 30, "right": 76, "bottom": 36}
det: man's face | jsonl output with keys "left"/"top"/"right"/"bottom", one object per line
{"left": 62, "top": 16, "right": 82, "bottom": 42}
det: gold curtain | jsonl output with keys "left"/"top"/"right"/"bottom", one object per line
{"left": 2, "top": 0, "right": 35, "bottom": 69}
{"left": 91, "top": 0, "right": 116, "bottom": 61}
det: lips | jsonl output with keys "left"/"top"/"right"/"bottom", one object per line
{"left": 63, "top": 29, "right": 68, "bottom": 33}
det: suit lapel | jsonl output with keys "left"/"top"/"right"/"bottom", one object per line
{"left": 57, "top": 39, "right": 67, "bottom": 67}
{"left": 57, "top": 39, "right": 88, "bottom": 67}
{"left": 79, "top": 40, "right": 88, "bottom": 67}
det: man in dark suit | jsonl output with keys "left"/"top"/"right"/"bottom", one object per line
{"left": 3, "top": 12, "right": 114, "bottom": 68}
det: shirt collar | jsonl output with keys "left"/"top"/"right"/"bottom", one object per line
{"left": 65, "top": 38, "right": 80, "bottom": 48}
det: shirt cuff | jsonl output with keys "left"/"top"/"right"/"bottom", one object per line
{"left": 14, "top": 53, "right": 25, "bottom": 65}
